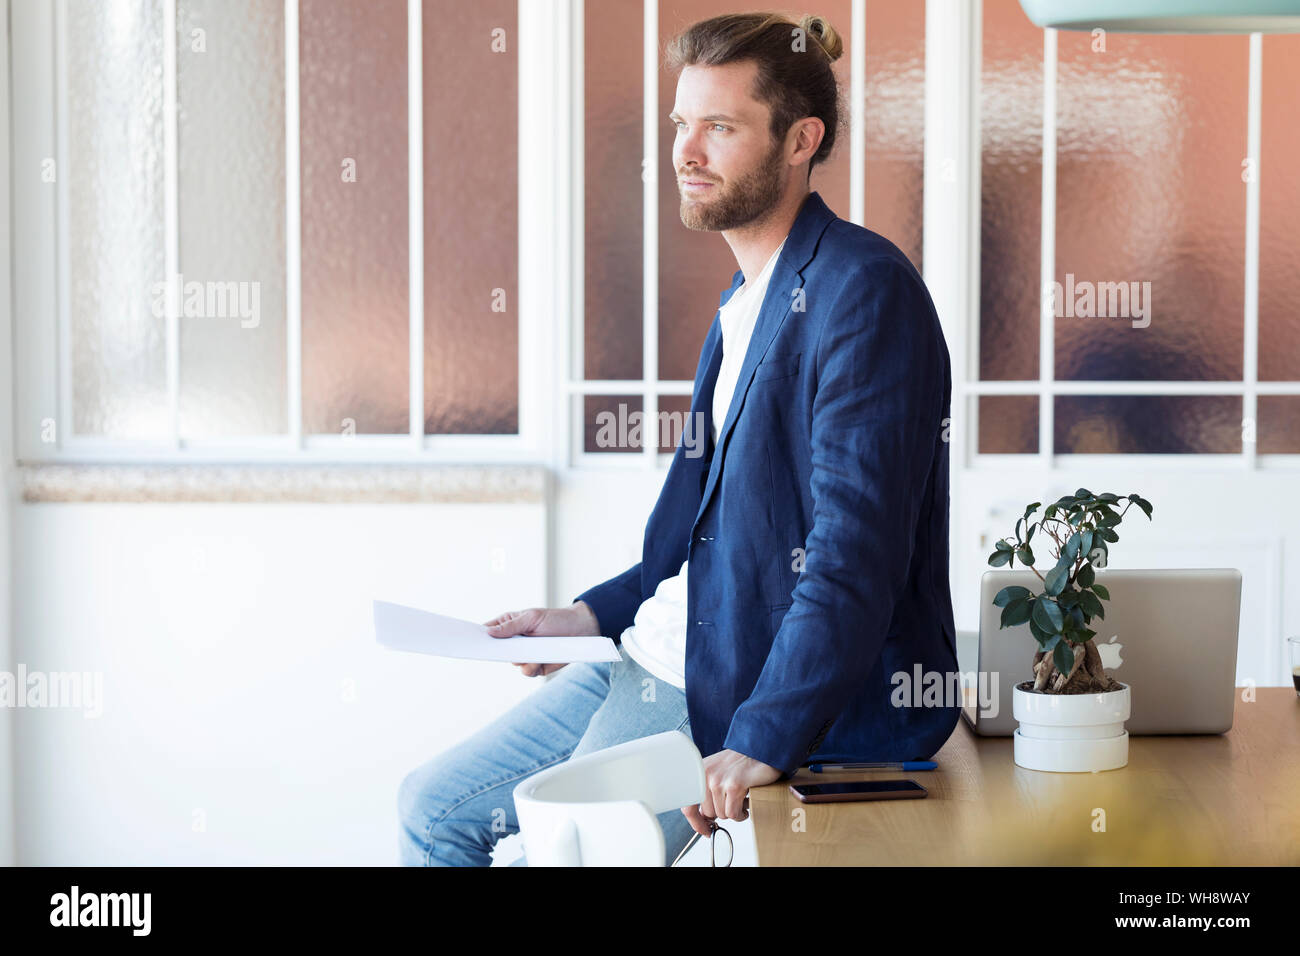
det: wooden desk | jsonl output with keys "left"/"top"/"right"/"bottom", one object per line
{"left": 750, "top": 687, "right": 1300, "bottom": 865}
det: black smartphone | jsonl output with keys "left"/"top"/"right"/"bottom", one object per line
{"left": 789, "top": 779, "right": 928, "bottom": 803}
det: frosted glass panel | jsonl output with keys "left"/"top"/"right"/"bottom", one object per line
{"left": 584, "top": 0, "right": 643, "bottom": 381}
{"left": 300, "top": 0, "right": 409, "bottom": 435}
{"left": 657, "top": 1, "right": 853, "bottom": 382}
{"left": 583, "top": 395, "right": 643, "bottom": 454}
{"left": 1258, "top": 35, "right": 1300, "bottom": 382}
{"left": 658, "top": 394, "right": 694, "bottom": 453}
{"left": 67, "top": 0, "right": 168, "bottom": 438}
{"left": 979, "top": 0, "right": 1041, "bottom": 381}
{"left": 178, "top": 0, "right": 286, "bottom": 437}
{"left": 1055, "top": 396, "right": 1241, "bottom": 454}
{"left": 977, "top": 395, "right": 1038, "bottom": 454}
{"left": 423, "top": 0, "right": 518, "bottom": 435}
{"left": 1055, "top": 33, "right": 1247, "bottom": 381}
{"left": 863, "top": 0, "right": 924, "bottom": 273}
{"left": 1257, "top": 397, "right": 1300, "bottom": 454}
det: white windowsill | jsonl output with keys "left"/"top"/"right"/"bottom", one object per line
{"left": 18, "top": 463, "right": 547, "bottom": 504}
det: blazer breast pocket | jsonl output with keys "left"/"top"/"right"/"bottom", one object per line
{"left": 753, "top": 351, "right": 802, "bottom": 383}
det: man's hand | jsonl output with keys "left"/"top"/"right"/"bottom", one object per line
{"left": 484, "top": 600, "right": 602, "bottom": 677}
{"left": 681, "top": 749, "right": 782, "bottom": 836}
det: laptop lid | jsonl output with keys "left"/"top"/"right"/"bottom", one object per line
{"left": 964, "top": 568, "right": 1242, "bottom": 735}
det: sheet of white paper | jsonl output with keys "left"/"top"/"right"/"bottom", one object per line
{"left": 373, "top": 600, "right": 622, "bottom": 663}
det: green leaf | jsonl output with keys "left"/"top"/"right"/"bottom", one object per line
{"left": 1064, "top": 533, "right": 1082, "bottom": 562}
{"left": 988, "top": 550, "right": 1012, "bottom": 567}
{"left": 995, "top": 540, "right": 1013, "bottom": 551}
{"left": 1092, "top": 583, "right": 1110, "bottom": 601}
{"left": 1097, "top": 492, "right": 1119, "bottom": 504}
{"left": 1075, "top": 488, "right": 1093, "bottom": 499}
{"left": 1077, "top": 589, "right": 1104, "bottom": 620}
{"left": 1053, "top": 640, "right": 1077, "bottom": 677}
{"left": 1027, "top": 614, "right": 1052, "bottom": 646}
{"left": 1044, "top": 557, "right": 1071, "bottom": 597}
{"left": 1076, "top": 563, "right": 1095, "bottom": 588}
{"left": 993, "top": 585, "right": 1032, "bottom": 607}
{"left": 1023, "top": 502, "right": 1041, "bottom": 520}
{"left": 1026, "top": 523, "right": 1036, "bottom": 544}
{"left": 1040, "top": 633, "right": 1062, "bottom": 653}
{"left": 1097, "top": 527, "right": 1119, "bottom": 543}
{"left": 1057, "top": 588, "right": 1079, "bottom": 607}
{"left": 1016, "top": 546, "right": 1035, "bottom": 566}
{"left": 1032, "top": 595, "right": 1064, "bottom": 633}
{"left": 1001, "top": 598, "right": 1032, "bottom": 627}
{"left": 1044, "top": 504, "right": 1058, "bottom": 519}
{"left": 1128, "top": 494, "right": 1153, "bottom": 518}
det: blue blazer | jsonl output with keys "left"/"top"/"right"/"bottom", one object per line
{"left": 574, "top": 191, "right": 959, "bottom": 777}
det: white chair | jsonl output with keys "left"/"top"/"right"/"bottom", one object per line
{"left": 512, "top": 730, "right": 706, "bottom": 866}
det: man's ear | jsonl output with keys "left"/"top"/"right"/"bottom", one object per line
{"left": 788, "top": 116, "right": 825, "bottom": 169}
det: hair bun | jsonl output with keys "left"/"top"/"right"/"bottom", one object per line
{"left": 798, "top": 14, "right": 843, "bottom": 62}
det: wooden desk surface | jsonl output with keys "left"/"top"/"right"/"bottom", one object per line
{"left": 750, "top": 687, "right": 1300, "bottom": 865}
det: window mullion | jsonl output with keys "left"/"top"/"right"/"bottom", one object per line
{"left": 642, "top": 0, "right": 658, "bottom": 468}
{"left": 285, "top": 0, "right": 302, "bottom": 448}
{"left": 408, "top": 0, "right": 424, "bottom": 449}
{"left": 1038, "top": 26, "right": 1057, "bottom": 466}
{"left": 163, "top": 0, "right": 180, "bottom": 447}
{"left": 1244, "top": 32, "right": 1263, "bottom": 470}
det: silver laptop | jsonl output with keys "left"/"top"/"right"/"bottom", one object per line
{"left": 959, "top": 568, "right": 1241, "bottom": 735}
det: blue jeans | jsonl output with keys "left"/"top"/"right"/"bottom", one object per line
{"left": 398, "top": 649, "right": 698, "bottom": 866}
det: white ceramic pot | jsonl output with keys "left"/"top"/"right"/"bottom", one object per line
{"left": 1012, "top": 681, "right": 1130, "bottom": 772}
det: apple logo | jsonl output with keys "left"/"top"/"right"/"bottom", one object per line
{"left": 1097, "top": 634, "right": 1125, "bottom": 670}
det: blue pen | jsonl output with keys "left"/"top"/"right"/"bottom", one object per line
{"left": 808, "top": 760, "right": 937, "bottom": 773}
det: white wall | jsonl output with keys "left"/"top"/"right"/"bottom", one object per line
{"left": 12, "top": 501, "right": 547, "bottom": 864}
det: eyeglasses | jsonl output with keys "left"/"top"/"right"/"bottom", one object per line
{"left": 671, "top": 820, "right": 733, "bottom": 867}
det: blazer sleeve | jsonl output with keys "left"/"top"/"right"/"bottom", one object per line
{"left": 573, "top": 563, "right": 643, "bottom": 644}
{"left": 721, "top": 257, "right": 946, "bottom": 777}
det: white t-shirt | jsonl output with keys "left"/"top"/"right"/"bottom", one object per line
{"left": 620, "top": 238, "right": 788, "bottom": 689}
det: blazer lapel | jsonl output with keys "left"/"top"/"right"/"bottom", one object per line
{"left": 693, "top": 260, "right": 802, "bottom": 527}
{"left": 690, "top": 191, "right": 838, "bottom": 530}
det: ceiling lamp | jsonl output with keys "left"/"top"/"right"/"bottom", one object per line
{"left": 1018, "top": 0, "right": 1300, "bottom": 33}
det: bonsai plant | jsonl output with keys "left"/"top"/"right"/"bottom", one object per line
{"left": 988, "top": 488, "right": 1153, "bottom": 695}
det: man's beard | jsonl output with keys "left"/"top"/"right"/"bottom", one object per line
{"left": 678, "top": 138, "right": 784, "bottom": 232}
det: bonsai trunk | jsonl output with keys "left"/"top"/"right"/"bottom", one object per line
{"left": 1030, "top": 639, "right": 1121, "bottom": 694}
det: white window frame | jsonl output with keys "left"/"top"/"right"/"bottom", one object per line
{"left": 12, "top": 0, "right": 1297, "bottom": 474}
{"left": 928, "top": 0, "right": 1300, "bottom": 474}
{"left": 10, "top": 0, "right": 560, "bottom": 466}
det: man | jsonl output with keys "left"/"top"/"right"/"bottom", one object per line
{"left": 398, "top": 11, "right": 958, "bottom": 866}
